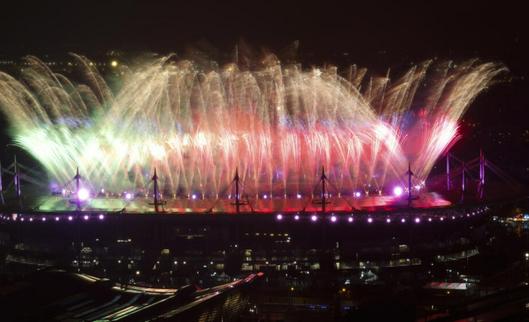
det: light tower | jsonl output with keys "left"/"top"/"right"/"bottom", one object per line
{"left": 13, "top": 155, "right": 21, "bottom": 208}
{"left": 312, "top": 166, "right": 331, "bottom": 214}
{"left": 446, "top": 153, "right": 451, "bottom": 191}
{"left": 321, "top": 166, "right": 327, "bottom": 213}
{"left": 460, "top": 161, "right": 466, "bottom": 203}
{"left": 406, "top": 163, "right": 414, "bottom": 207}
{"left": 478, "top": 149, "right": 485, "bottom": 200}
{"left": 149, "top": 168, "right": 167, "bottom": 213}
{"left": 231, "top": 168, "right": 248, "bottom": 214}
{"left": 0, "top": 160, "right": 4, "bottom": 205}
{"left": 74, "top": 167, "right": 82, "bottom": 210}
{"left": 152, "top": 168, "right": 160, "bottom": 213}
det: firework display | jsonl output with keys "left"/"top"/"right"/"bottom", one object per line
{"left": 0, "top": 55, "right": 504, "bottom": 199}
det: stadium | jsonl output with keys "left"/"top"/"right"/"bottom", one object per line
{"left": 0, "top": 53, "right": 526, "bottom": 321}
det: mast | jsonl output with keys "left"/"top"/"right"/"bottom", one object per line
{"left": 446, "top": 153, "right": 451, "bottom": 191}
{"left": 0, "top": 160, "right": 4, "bottom": 205}
{"left": 406, "top": 163, "right": 414, "bottom": 207}
{"left": 235, "top": 168, "right": 240, "bottom": 213}
{"left": 152, "top": 168, "right": 159, "bottom": 213}
{"left": 74, "top": 167, "right": 81, "bottom": 210}
{"left": 14, "top": 155, "right": 21, "bottom": 208}
{"left": 461, "top": 161, "right": 466, "bottom": 203}
{"left": 479, "top": 149, "right": 485, "bottom": 200}
{"left": 321, "top": 166, "right": 327, "bottom": 213}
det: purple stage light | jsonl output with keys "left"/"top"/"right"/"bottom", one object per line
{"left": 393, "top": 186, "right": 403, "bottom": 197}
{"left": 77, "top": 188, "right": 90, "bottom": 201}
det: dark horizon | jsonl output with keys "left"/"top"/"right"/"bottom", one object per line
{"left": 0, "top": 2, "right": 526, "bottom": 61}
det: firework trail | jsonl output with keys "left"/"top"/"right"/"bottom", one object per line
{"left": 0, "top": 54, "right": 505, "bottom": 198}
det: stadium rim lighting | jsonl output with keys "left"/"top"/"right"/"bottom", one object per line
{"left": 330, "top": 215, "right": 337, "bottom": 223}
{"left": 276, "top": 214, "right": 283, "bottom": 221}
{"left": 348, "top": 217, "right": 353, "bottom": 223}
{"left": 311, "top": 215, "right": 318, "bottom": 222}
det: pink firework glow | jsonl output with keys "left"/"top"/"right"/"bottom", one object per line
{"left": 0, "top": 55, "right": 505, "bottom": 200}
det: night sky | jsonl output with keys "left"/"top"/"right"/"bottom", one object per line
{"left": 0, "top": 0, "right": 528, "bottom": 182}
